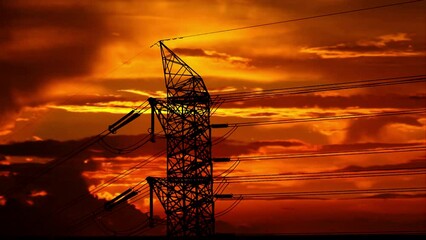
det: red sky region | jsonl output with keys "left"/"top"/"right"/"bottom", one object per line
{"left": 0, "top": 0, "right": 425, "bottom": 236}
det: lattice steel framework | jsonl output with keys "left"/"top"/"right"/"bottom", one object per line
{"left": 147, "top": 41, "right": 214, "bottom": 237}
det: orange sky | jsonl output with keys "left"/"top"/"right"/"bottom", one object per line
{"left": 0, "top": 0, "right": 425, "bottom": 236}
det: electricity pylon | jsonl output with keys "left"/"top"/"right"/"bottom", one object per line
{"left": 147, "top": 41, "right": 214, "bottom": 237}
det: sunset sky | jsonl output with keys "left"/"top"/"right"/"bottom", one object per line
{"left": 0, "top": 0, "right": 425, "bottom": 236}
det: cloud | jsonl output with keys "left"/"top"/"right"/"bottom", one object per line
{"left": 0, "top": 139, "right": 91, "bottom": 158}
{"left": 337, "top": 158, "right": 426, "bottom": 172}
{"left": 344, "top": 116, "right": 423, "bottom": 143}
{"left": 357, "top": 193, "right": 426, "bottom": 199}
{"left": 301, "top": 33, "right": 425, "bottom": 58}
{"left": 173, "top": 48, "right": 251, "bottom": 65}
{"left": 118, "top": 89, "right": 166, "bottom": 98}
{"left": 0, "top": 1, "right": 111, "bottom": 130}
{"left": 0, "top": 148, "right": 161, "bottom": 236}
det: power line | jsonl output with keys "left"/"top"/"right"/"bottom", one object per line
{"left": 265, "top": 230, "right": 426, "bottom": 235}
{"left": 213, "top": 75, "right": 425, "bottom": 103}
{"left": 216, "top": 168, "right": 426, "bottom": 183}
{"left": 214, "top": 108, "right": 426, "bottom": 128}
{"left": 154, "top": 0, "right": 424, "bottom": 43}
{"left": 212, "top": 187, "right": 426, "bottom": 218}
{"left": 226, "top": 187, "right": 426, "bottom": 200}
{"left": 223, "top": 145, "right": 426, "bottom": 162}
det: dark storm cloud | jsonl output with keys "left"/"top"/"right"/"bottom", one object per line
{"left": 0, "top": 138, "right": 89, "bottom": 158}
{"left": 0, "top": 149, "right": 159, "bottom": 236}
{"left": 0, "top": 1, "right": 110, "bottom": 126}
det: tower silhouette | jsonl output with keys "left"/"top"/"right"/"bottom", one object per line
{"left": 147, "top": 41, "right": 214, "bottom": 237}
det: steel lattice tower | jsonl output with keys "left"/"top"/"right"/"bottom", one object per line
{"left": 147, "top": 41, "right": 214, "bottom": 237}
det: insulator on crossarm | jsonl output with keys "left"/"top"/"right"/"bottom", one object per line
{"left": 215, "top": 194, "right": 233, "bottom": 199}
{"left": 109, "top": 113, "right": 141, "bottom": 134}
{"left": 211, "top": 123, "right": 229, "bottom": 129}
{"left": 104, "top": 188, "right": 138, "bottom": 211}
{"left": 212, "top": 158, "right": 231, "bottom": 162}
{"left": 108, "top": 109, "right": 136, "bottom": 134}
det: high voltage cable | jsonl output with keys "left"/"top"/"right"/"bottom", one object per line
{"left": 221, "top": 145, "right": 426, "bottom": 162}
{"left": 220, "top": 167, "right": 426, "bottom": 179}
{"left": 154, "top": 0, "right": 424, "bottom": 43}
{"left": 212, "top": 75, "right": 425, "bottom": 103}
{"left": 231, "top": 147, "right": 426, "bottom": 162}
{"left": 217, "top": 78, "right": 425, "bottom": 102}
{"left": 215, "top": 168, "right": 426, "bottom": 183}
{"left": 269, "top": 230, "right": 426, "bottom": 235}
{"left": 213, "top": 187, "right": 426, "bottom": 217}
{"left": 215, "top": 196, "right": 243, "bottom": 218}
{"left": 215, "top": 75, "right": 425, "bottom": 97}
{"left": 98, "top": 131, "right": 163, "bottom": 155}
{"left": 217, "top": 109, "right": 426, "bottom": 128}
{"left": 225, "top": 187, "right": 426, "bottom": 200}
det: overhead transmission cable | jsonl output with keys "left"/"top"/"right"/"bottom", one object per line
{"left": 221, "top": 145, "right": 426, "bottom": 162}
{"left": 225, "top": 187, "right": 426, "bottom": 200}
{"left": 212, "top": 75, "right": 426, "bottom": 103}
{"left": 215, "top": 167, "right": 426, "bottom": 183}
{"left": 153, "top": 0, "right": 424, "bottom": 43}
{"left": 213, "top": 186, "right": 426, "bottom": 217}
{"left": 212, "top": 108, "right": 426, "bottom": 129}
